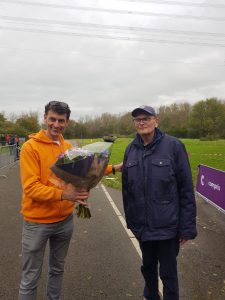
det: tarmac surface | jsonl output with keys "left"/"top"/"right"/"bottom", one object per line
{"left": 0, "top": 163, "right": 224, "bottom": 300}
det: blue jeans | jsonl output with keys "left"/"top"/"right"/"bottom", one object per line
{"left": 139, "top": 237, "right": 180, "bottom": 300}
{"left": 18, "top": 214, "right": 74, "bottom": 300}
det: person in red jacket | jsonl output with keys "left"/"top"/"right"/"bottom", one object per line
{"left": 5, "top": 134, "right": 10, "bottom": 145}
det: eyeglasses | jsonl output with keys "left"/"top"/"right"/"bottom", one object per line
{"left": 133, "top": 116, "right": 155, "bottom": 124}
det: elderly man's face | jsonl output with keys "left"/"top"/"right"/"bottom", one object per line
{"left": 133, "top": 114, "right": 158, "bottom": 137}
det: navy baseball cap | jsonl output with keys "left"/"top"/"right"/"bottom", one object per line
{"left": 131, "top": 105, "right": 156, "bottom": 117}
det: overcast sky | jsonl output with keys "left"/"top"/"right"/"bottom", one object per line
{"left": 0, "top": 0, "right": 225, "bottom": 121}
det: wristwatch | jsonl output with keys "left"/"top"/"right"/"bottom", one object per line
{"left": 112, "top": 165, "right": 116, "bottom": 175}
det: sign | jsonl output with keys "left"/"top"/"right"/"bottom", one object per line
{"left": 196, "top": 164, "right": 225, "bottom": 213}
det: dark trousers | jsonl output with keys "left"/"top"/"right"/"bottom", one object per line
{"left": 139, "top": 237, "right": 180, "bottom": 300}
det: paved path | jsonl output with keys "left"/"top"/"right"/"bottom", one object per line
{"left": 0, "top": 163, "right": 224, "bottom": 300}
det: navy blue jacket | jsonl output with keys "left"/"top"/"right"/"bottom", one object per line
{"left": 122, "top": 128, "right": 197, "bottom": 241}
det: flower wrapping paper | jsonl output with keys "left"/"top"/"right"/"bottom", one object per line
{"left": 51, "top": 141, "right": 113, "bottom": 190}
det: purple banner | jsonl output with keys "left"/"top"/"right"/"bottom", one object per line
{"left": 196, "top": 164, "right": 225, "bottom": 213}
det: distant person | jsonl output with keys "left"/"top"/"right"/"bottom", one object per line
{"left": 122, "top": 105, "right": 197, "bottom": 300}
{"left": 5, "top": 134, "right": 10, "bottom": 145}
{"left": 18, "top": 101, "right": 90, "bottom": 300}
{"left": 9, "top": 134, "right": 15, "bottom": 155}
{"left": 15, "top": 135, "right": 20, "bottom": 159}
{"left": 0, "top": 134, "right": 6, "bottom": 146}
{"left": 9, "top": 134, "right": 15, "bottom": 144}
{"left": 15, "top": 135, "right": 20, "bottom": 146}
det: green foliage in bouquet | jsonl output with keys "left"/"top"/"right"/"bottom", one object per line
{"left": 76, "top": 204, "right": 91, "bottom": 219}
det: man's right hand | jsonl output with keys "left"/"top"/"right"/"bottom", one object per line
{"left": 61, "top": 184, "right": 89, "bottom": 206}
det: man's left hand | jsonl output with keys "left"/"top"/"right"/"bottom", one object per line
{"left": 179, "top": 239, "right": 188, "bottom": 246}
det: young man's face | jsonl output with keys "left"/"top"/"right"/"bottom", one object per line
{"left": 133, "top": 113, "right": 158, "bottom": 136}
{"left": 44, "top": 110, "right": 69, "bottom": 141}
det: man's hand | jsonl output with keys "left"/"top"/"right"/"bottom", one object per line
{"left": 114, "top": 162, "right": 123, "bottom": 172}
{"left": 179, "top": 239, "right": 188, "bottom": 246}
{"left": 61, "top": 184, "right": 89, "bottom": 206}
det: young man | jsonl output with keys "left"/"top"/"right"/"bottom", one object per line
{"left": 122, "top": 105, "right": 197, "bottom": 300}
{"left": 19, "top": 101, "right": 89, "bottom": 300}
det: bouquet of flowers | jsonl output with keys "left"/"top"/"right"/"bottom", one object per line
{"left": 51, "top": 142, "right": 113, "bottom": 218}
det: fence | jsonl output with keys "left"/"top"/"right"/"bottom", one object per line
{"left": 0, "top": 144, "right": 19, "bottom": 169}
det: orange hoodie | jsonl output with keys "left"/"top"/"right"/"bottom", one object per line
{"left": 20, "top": 129, "right": 75, "bottom": 223}
{"left": 20, "top": 130, "right": 113, "bottom": 223}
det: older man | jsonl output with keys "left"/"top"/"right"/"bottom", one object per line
{"left": 122, "top": 105, "right": 197, "bottom": 300}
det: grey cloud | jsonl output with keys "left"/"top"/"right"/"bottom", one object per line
{"left": 0, "top": 0, "right": 224, "bottom": 120}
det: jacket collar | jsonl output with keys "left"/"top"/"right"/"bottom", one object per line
{"left": 133, "top": 127, "right": 164, "bottom": 150}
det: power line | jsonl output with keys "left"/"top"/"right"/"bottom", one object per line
{"left": 0, "top": 0, "right": 225, "bottom": 21}
{"left": 0, "top": 15, "right": 224, "bottom": 39}
{"left": 1, "top": 25, "right": 225, "bottom": 48}
{"left": 2, "top": 0, "right": 225, "bottom": 10}
{"left": 0, "top": 45, "right": 224, "bottom": 68}
{"left": 121, "top": 0, "right": 225, "bottom": 9}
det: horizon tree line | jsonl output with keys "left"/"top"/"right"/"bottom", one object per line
{"left": 1, "top": 97, "right": 225, "bottom": 140}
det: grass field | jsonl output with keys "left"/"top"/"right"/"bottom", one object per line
{"left": 69, "top": 138, "right": 225, "bottom": 190}
{"left": 180, "top": 139, "right": 225, "bottom": 187}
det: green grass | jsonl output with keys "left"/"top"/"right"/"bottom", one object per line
{"left": 180, "top": 139, "right": 225, "bottom": 187}
{"left": 69, "top": 138, "right": 225, "bottom": 190}
{"left": 0, "top": 146, "right": 10, "bottom": 154}
{"left": 102, "top": 138, "right": 132, "bottom": 190}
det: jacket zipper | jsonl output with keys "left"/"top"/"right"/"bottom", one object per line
{"left": 143, "top": 146, "right": 148, "bottom": 238}
{"left": 54, "top": 141, "right": 64, "bottom": 218}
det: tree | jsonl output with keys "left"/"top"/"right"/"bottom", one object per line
{"left": 116, "top": 112, "right": 134, "bottom": 136}
{"left": 15, "top": 113, "right": 40, "bottom": 137}
{"left": 0, "top": 112, "right": 6, "bottom": 123}
{"left": 158, "top": 103, "right": 191, "bottom": 137}
{"left": 0, "top": 99, "right": 225, "bottom": 140}
{"left": 64, "top": 120, "right": 88, "bottom": 139}
{"left": 189, "top": 98, "right": 225, "bottom": 139}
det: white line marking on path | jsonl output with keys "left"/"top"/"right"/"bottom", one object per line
{"left": 100, "top": 183, "right": 163, "bottom": 295}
